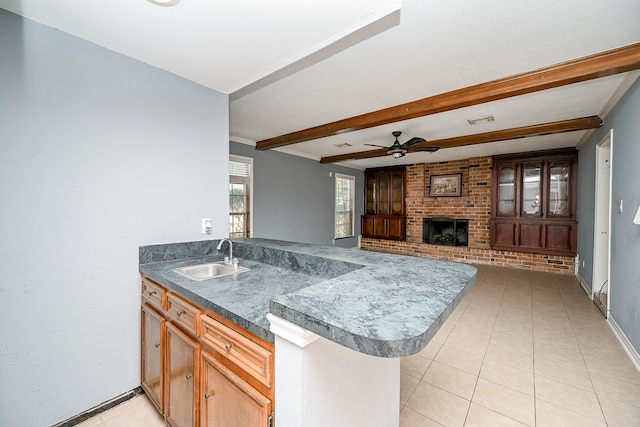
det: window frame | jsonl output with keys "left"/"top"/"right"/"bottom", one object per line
{"left": 334, "top": 173, "right": 355, "bottom": 239}
{"left": 229, "top": 154, "right": 253, "bottom": 238}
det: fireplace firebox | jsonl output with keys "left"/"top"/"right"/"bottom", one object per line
{"left": 423, "top": 218, "right": 469, "bottom": 247}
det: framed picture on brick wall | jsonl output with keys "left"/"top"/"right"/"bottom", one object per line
{"left": 430, "top": 173, "right": 462, "bottom": 197}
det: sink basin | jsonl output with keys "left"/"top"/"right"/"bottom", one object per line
{"left": 173, "top": 262, "right": 249, "bottom": 281}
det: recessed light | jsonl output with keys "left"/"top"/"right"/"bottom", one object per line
{"left": 467, "top": 115, "right": 495, "bottom": 125}
{"left": 147, "top": 0, "right": 180, "bottom": 6}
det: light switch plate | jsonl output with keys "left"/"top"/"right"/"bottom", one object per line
{"left": 201, "top": 218, "right": 212, "bottom": 234}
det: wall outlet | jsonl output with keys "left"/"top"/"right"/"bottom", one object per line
{"left": 201, "top": 218, "right": 212, "bottom": 234}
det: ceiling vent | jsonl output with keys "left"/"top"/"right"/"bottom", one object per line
{"left": 467, "top": 115, "right": 495, "bottom": 125}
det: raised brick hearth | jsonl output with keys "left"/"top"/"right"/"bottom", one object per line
{"left": 360, "top": 156, "right": 576, "bottom": 274}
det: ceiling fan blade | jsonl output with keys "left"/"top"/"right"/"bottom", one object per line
{"left": 364, "top": 143, "right": 389, "bottom": 148}
{"left": 409, "top": 146, "right": 440, "bottom": 153}
{"left": 402, "top": 137, "right": 426, "bottom": 147}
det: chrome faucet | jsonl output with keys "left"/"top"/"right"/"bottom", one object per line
{"left": 216, "top": 238, "right": 233, "bottom": 265}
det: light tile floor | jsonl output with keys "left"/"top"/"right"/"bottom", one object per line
{"left": 75, "top": 394, "right": 164, "bottom": 427}
{"left": 78, "top": 265, "right": 640, "bottom": 426}
{"left": 400, "top": 265, "right": 640, "bottom": 427}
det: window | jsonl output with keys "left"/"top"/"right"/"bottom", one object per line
{"left": 229, "top": 155, "right": 252, "bottom": 238}
{"left": 335, "top": 173, "right": 355, "bottom": 239}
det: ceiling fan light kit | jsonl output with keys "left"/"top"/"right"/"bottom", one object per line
{"left": 364, "top": 131, "right": 439, "bottom": 160}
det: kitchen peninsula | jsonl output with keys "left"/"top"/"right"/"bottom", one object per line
{"left": 139, "top": 238, "right": 477, "bottom": 426}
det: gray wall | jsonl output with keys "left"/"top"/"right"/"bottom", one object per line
{"left": 231, "top": 142, "right": 364, "bottom": 248}
{"left": 0, "top": 9, "right": 229, "bottom": 426}
{"left": 577, "top": 77, "right": 640, "bottom": 355}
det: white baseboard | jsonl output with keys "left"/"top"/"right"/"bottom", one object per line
{"left": 608, "top": 315, "right": 640, "bottom": 374}
{"left": 576, "top": 271, "right": 592, "bottom": 297}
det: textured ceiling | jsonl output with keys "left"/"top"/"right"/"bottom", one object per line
{"left": 3, "top": 0, "right": 640, "bottom": 169}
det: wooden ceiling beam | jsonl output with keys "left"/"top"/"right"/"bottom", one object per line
{"left": 319, "top": 115, "right": 602, "bottom": 164}
{"left": 257, "top": 42, "right": 640, "bottom": 151}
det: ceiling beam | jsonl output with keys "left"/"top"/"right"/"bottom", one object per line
{"left": 256, "top": 42, "right": 640, "bottom": 151}
{"left": 319, "top": 115, "right": 602, "bottom": 164}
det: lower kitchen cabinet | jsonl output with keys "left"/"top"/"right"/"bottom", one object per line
{"left": 141, "top": 303, "right": 165, "bottom": 414}
{"left": 165, "top": 322, "right": 200, "bottom": 427}
{"left": 141, "top": 276, "right": 274, "bottom": 427}
{"left": 200, "top": 351, "right": 272, "bottom": 427}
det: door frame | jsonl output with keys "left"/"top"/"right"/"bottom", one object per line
{"left": 592, "top": 129, "right": 613, "bottom": 315}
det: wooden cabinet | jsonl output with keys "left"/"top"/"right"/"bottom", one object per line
{"left": 141, "top": 303, "right": 165, "bottom": 414}
{"left": 490, "top": 148, "right": 578, "bottom": 255}
{"left": 141, "top": 276, "right": 274, "bottom": 427}
{"left": 362, "top": 166, "right": 406, "bottom": 240}
{"left": 166, "top": 322, "right": 200, "bottom": 427}
{"left": 201, "top": 350, "right": 272, "bottom": 427}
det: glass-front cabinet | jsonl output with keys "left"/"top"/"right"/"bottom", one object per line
{"left": 362, "top": 166, "right": 406, "bottom": 241}
{"left": 521, "top": 163, "right": 542, "bottom": 217}
{"left": 496, "top": 165, "right": 516, "bottom": 216}
{"left": 548, "top": 160, "right": 571, "bottom": 217}
{"left": 490, "top": 149, "right": 578, "bottom": 256}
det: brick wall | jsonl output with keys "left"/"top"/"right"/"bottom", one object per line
{"left": 361, "top": 156, "right": 576, "bottom": 274}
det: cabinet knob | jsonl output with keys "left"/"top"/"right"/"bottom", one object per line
{"left": 204, "top": 391, "right": 214, "bottom": 400}
{"left": 148, "top": 290, "right": 157, "bottom": 296}
{"left": 186, "top": 374, "right": 193, "bottom": 380}
{"left": 177, "top": 310, "right": 186, "bottom": 317}
{"left": 154, "top": 343, "right": 160, "bottom": 348}
{"left": 225, "top": 342, "right": 233, "bottom": 352}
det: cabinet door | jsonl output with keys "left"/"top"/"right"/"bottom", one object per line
{"left": 142, "top": 304, "right": 164, "bottom": 414}
{"left": 390, "top": 171, "right": 404, "bottom": 215}
{"left": 377, "top": 173, "right": 390, "bottom": 214}
{"left": 365, "top": 174, "right": 376, "bottom": 215}
{"left": 361, "top": 216, "right": 375, "bottom": 238}
{"left": 495, "top": 164, "right": 517, "bottom": 216}
{"left": 201, "top": 351, "right": 272, "bottom": 427}
{"left": 521, "top": 163, "right": 543, "bottom": 217}
{"left": 386, "top": 217, "right": 406, "bottom": 241}
{"left": 547, "top": 159, "right": 572, "bottom": 217}
{"left": 166, "top": 322, "right": 200, "bottom": 427}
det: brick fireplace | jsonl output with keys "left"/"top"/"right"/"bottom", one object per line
{"left": 360, "top": 156, "right": 576, "bottom": 274}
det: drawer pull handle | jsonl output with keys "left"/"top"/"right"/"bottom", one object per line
{"left": 225, "top": 342, "right": 233, "bottom": 352}
{"left": 205, "top": 391, "right": 214, "bottom": 399}
{"left": 177, "top": 310, "right": 186, "bottom": 318}
{"left": 154, "top": 343, "right": 160, "bottom": 348}
{"left": 186, "top": 374, "right": 193, "bottom": 380}
{"left": 147, "top": 290, "right": 157, "bottom": 296}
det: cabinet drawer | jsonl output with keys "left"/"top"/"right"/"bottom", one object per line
{"left": 200, "top": 315, "right": 273, "bottom": 388}
{"left": 167, "top": 293, "right": 200, "bottom": 336}
{"left": 142, "top": 278, "right": 165, "bottom": 311}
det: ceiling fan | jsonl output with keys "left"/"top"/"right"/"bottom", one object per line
{"left": 365, "top": 131, "right": 440, "bottom": 159}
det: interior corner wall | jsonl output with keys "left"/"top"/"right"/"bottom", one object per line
{"left": 577, "top": 77, "right": 640, "bottom": 356}
{"left": 0, "top": 9, "right": 229, "bottom": 426}
{"left": 230, "top": 142, "right": 364, "bottom": 248}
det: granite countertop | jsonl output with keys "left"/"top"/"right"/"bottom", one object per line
{"left": 139, "top": 238, "right": 477, "bottom": 358}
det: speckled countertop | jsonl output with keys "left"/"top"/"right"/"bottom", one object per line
{"left": 139, "top": 238, "right": 477, "bottom": 358}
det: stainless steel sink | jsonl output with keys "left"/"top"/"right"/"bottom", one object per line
{"left": 173, "top": 262, "right": 249, "bottom": 281}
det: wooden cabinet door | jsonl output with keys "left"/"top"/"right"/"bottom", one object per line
{"left": 166, "top": 322, "right": 200, "bottom": 427}
{"left": 201, "top": 351, "right": 272, "bottom": 427}
{"left": 386, "top": 217, "right": 406, "bottom": 241}
{"left": 142, "top": 304, "right": 164, "bottom": 414}
{"left": 390, "top": 171, "right": 405, "bottom": 215}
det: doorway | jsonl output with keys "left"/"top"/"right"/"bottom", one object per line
{"left": 593, "top": 130, "right": 612, "bottom": 317}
